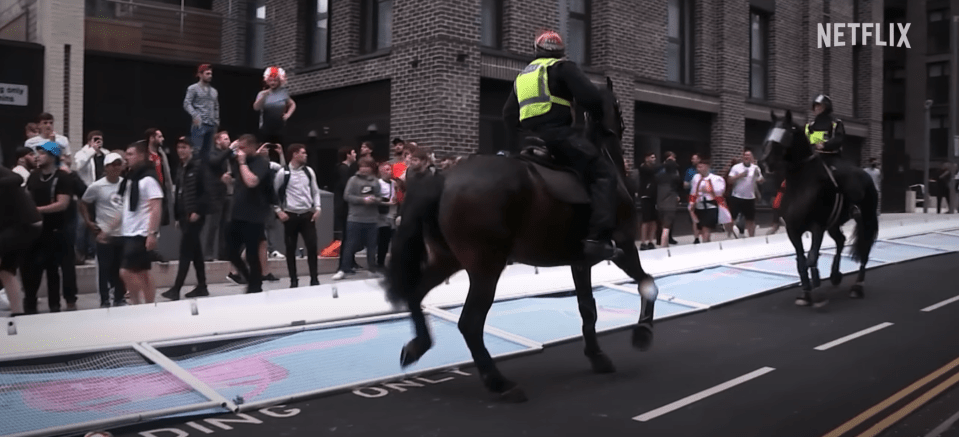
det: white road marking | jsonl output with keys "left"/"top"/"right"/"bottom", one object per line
{"left": 924, "top": 407, "right": 959, "bottom": 437}
{"left": 631, "top": 367, "right": 776, "bottom": 422}
{"left": 813, "top": 322, "right": 894, "bottom": 351}
{"left": 921, "top": 295, "right": 959, "bottom": 313}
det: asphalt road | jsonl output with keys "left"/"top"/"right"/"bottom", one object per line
{"left": 108, "top": 252, "right": 959, "bottom": 437}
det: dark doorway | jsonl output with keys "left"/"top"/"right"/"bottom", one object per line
{"left": 0, "top": 40, "right": 44, "bottom": 168}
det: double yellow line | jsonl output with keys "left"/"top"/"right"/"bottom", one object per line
{"left": 823, "top": 355, "right": 959, "bottom": 437}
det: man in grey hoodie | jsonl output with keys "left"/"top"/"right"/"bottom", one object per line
{"left": 332, "top": 156, "right": 385, "bottom": 280}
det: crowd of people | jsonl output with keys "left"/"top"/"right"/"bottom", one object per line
{"left": 0, "top": 64, "right": 461, "bottom": 316}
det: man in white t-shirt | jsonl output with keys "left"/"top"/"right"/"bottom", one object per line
{"left": 726, "top": 149, "right": 764, "bottom": 237}
{"left": 25, "top": 113, "right": 71, "bottom": 162}
{"left": 688, "top": 159, "right": 727, "bottom": 243}
{"left": 80, "top": 153, "right": 127, "bottom": 308}
{"left": 101, "top": 141, "right": 163, "bottom": 305}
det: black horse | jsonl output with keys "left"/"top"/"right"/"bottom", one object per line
{"left": 761, "top": 110, "right": 879, "bottom": 307}
{"left": 381, "top": 78, "right": 658, "bottom": 402}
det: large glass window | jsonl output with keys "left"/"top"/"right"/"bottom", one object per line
{"left": 245, "top": 0, "right": 266, "bottom": 68}
{"left": 566, "top": 0, "right": 590, "bottom": 65}
{"left": 480, "top": 0, "right": 503, "bottom": 49}
{"left": 361, "top": 0, "right": 392, "bottom": 54}
{"left": 927, "top": 61, "right": 950, "bottom": 104}
{"left": 306, "top": 0, "right": 330, "bottom": 65}
{"left": 928, "top": 9, "right": 950, "bottom": 54}
{"left": 749, "top": 9, "right": 769, "bottom": 99}
{"left": 666, "top": 0, "right": 693, "bottom": 84}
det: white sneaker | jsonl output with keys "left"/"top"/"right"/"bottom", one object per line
{"left": 270, "top": 251, "right": 286, "bottom": 259}
{"left": 331, "top": 271, "right": 346, "bottom": 280}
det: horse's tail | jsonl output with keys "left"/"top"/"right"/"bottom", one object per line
{"left": 850, "top": 180, "right": 879, "bottom": 264}
{"left": 381, "top": 173, "right": 445, "bottom": 307}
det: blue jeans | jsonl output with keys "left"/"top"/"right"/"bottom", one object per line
{"left": 339, "top": 222, "right": 378, "bottom": 273}
{"left": 191, "top": 123, "right": 216, "bottom": 161}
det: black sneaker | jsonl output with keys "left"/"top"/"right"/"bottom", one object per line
{"left": 184, "top": 286, "right": 209, "bottom": 298}
{"left": 100, "top": 301, "right": 111, "bottom": 308}
{"left": 263, "top": 273, "right": 280, "bottom": 282}
{"left": 227, "top": 273, "right": 247, "bottom": 285}
{"left": 290, "top": 279, "right": 299, "bottom": 288}
{"left": 161, "top": 288, "right": 180, "bottom": 301}
{"left": 310, "top": 278, "right": 320, "bottom": 286}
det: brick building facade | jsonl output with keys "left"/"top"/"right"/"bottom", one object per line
{"left": 253, "top": 0, "right": 882, "bottom": 173}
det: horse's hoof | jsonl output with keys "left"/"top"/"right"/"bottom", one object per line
{"left": 588, "top": 352, "right": 617, "bottom": 374}
{"left": 400, "top": 340, "right": 428, "bottom": 368}
{"left": 849, "top": 283, "right": 864, "bottom": 299}
{"left": 632, "top": 325, "right": 654, "bottom": 351}
{"left": 830, "top": 271, "right": 843, "bottom": 286}
{"left": 498, "top": 386, "right": 528, "bottom": 403}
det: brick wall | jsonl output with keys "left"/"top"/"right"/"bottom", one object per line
{"left": 213, "top": 0, "right": 247, "bottom": 66}
{"left": 37, "top": 0, "right": 84, "bottom": 151}
{"left": 261, "top": 0, "right": 882, "bottom": 171}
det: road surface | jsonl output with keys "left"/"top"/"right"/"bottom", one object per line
{"left": 109, "top": 252, "right": 959, "bottom": 437}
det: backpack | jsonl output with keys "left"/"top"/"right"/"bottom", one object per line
{"left": 277, "top": 165, "right": 316, "bottom": 208}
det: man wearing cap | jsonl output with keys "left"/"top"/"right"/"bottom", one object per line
{"left": 22, "top": 141, "right": 76, "bottom": 313}
{"left": 80, "top": 153, "right": 128, "bottom": 307}
{"left": 183, "top": 63, "right": 220, "bottom": 161}
{"left": 502, "top": 29, "right": 618, "bottom": 261}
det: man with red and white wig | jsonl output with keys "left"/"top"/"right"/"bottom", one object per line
{"left": 254, "top": 66, "right": 296, "bottom": 146}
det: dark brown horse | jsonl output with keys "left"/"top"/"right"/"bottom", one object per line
{"left": 381, "top": 78, "right": 658, "bottom": 402}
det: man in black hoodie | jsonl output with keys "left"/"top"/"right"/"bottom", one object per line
{"left": 162, "top": 137, "right": 209, "bottom": 300}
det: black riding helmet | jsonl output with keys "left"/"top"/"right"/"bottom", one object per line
{"left": 812, "top": 94, "right": 833, "bottom": 114}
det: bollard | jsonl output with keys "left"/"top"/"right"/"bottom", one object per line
{"left": 535, "top": 267, "right": 539, "bottom": 274}
{"left": 7, "top": 321, "right": 16, "bottom": 336}
{"left": 332, "top": 286, "right": 339, "bottom": 298}
{"left": 191, "top": 301, "right": 198, "bottom": 316}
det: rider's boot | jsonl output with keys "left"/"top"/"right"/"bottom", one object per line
{"left": 583, "top": 175, "right": 617, "bottom": 262}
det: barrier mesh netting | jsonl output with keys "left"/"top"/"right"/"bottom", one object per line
{"left": 0, "top": 348, "right": 213, "bottom": 436}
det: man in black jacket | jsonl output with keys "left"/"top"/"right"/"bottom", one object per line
{"left": 162, "top": 137, "right": 209, "bottom": 300}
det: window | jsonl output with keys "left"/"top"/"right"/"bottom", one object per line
{"left": 361, "top": 0, "right": 392, "bottom": 54}
{"left": 85, "top": 0, "right": 114, "bottom": 18}
{"left": 566, "top": 0, "right": 590, "bottom": 65}
{"left": 245, "top": 0, "right": 266, "bottom": 68}
{"left": 480, "top": 0, "right": 503, "bottom": 49}
{"left": 930, "top": 115, "right": 948, "bottom": 158}
{"left": 749, "top": 9, "right": 769, "bottom": 99}
{"left": 927, "top": 62, "right": 950, "bottom": 104}
{"left": 928, "top": 9, "right": 950, "bottom": 54}
{"left": 889, "top": 66, "right": 906, "bottom": 83}
{"left": 306, "top": 0, "right": 331, "bottom": 65}
{"left": 666, "top": 0, "right": 694, "bottom": 84}
{"left": 156, "top": 0, "right": 214, "bottom": 9}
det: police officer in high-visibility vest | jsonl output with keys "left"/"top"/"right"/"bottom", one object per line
{"left": 806, "top": 94, "right": 864, "bottom": 210}
{"left": 502, "top": 30, "right": 617, "bottom": 261}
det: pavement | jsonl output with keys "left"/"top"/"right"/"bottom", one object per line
{"left": 96, "top": 251, "right": 959, "bottom": 437}
{"left": 4, "top": 211, "right": 943, "bottom": 318}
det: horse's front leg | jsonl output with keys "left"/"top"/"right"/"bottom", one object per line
{"left": 612, "top": 238, "right": 656, "bottom": 351}
{"left": 787, "top": 227, "right": 813, "bottom": 306}
{"left": 571, "top": 265, "right": 615, "bottom": 374}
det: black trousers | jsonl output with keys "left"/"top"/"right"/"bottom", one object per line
{"left": 377, "top": 225, "right": 393, "bottom": 267}
{"left": 96, "top": 240, "right": 127, "bottom": 304}
{"left": 228, "top": 220, "right": 264, "bottom": 293}
{"left": 538, "top": 126, "right": 618, "bottom": 240}
{"left": 22, "top": 230, "right": 67, "bottom": 314}
{"left": 282, "top": 211, "right": 319, "bottom": 281}
{"left": 173, "top": 217, "right": 207, "bottom": 289}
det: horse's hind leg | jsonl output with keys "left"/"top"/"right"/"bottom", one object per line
{"left": 827, "top": 226, "right": 846, "bottom": 286}
{"left": 400, "top": 251, "right": 463, "bottom": 368}
{"left": 571, "top": 265, "right": 615, "bottom": 374}
{"left": 458, "top": 265, "right": 526, "bottom": 402}
{"left": 612, "top": 238, "right": 657, "bottom": 351}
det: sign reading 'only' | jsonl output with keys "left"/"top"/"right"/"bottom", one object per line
{"left": 0, "top": 83, "right": 28, "bottom": 106}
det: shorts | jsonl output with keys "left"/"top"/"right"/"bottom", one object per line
{"left": 640, "top": 198, "right": 657, "bottom": 223}
{"left": 0, "top": 223, "right": 41, "bottom": 273}
{"left": 727, "top": 196, "right": 756, "bottom": 221}
{"left": 657, "top": 210, "right": 676, "bottom": 229}
{"left": 694, "top": 208, "right": 719, "bottom": 230}
{"left": 121, "top": 236, "right": 152, "bottom": 272}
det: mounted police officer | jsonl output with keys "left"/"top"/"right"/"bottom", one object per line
{"left": 502, "top": 30, "right": 617, "bottom": 261}
{"left": 806, "top": 94, "right": 864, "bottom": 213}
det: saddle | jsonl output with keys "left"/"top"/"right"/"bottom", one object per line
{"left": 514, "top": 137, "right": 591, "bottom": 204}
